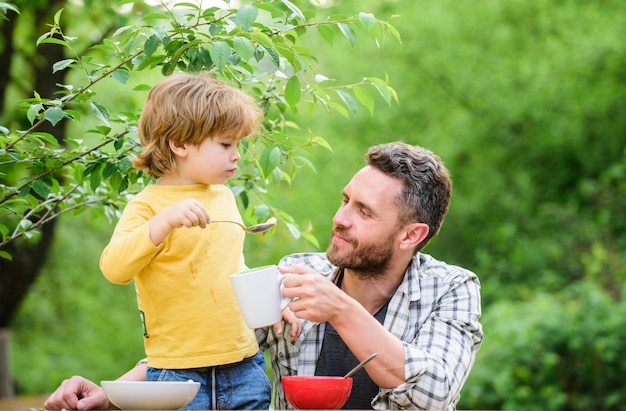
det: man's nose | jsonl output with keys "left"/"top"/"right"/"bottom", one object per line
{"left": 332, "top": 206, "right": 350, "bottom": 228}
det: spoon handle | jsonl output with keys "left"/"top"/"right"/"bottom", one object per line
{"left": 343, "top": 352, "right": 378, "bottom": 378}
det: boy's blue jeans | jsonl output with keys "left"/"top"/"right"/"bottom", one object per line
{"left": 146, "top": 351, "right": 271, "bottom": 410}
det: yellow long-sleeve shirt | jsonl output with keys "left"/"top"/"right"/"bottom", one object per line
{"left": 100, "top": 183, "right": 258, "bottom": 369}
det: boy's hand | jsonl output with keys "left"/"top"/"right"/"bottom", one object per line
{"left": 163, "top": 198, "right": 211, "bottom": 229}
{"left": 273, "top": 306, "right": 303, "bottom": 342}
{"left": 149, "top": 198, "right": 210, "bottom": 245}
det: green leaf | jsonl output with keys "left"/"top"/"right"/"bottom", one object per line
{"left": 0, "top": 2, "right": 20, "bottom": 15}
{"left": 19, "top": 184, "right": 29, "bottom": 197}
{"left": 109, "top": 172, "right": 122, "bottom": 193}
{"left": 73, "top": 163, "right": 84, "bottom": 182}
{"left": 191, "top": 47, "right": 213, "bottom": 71}
{"left": 270, "top": 167, "right": 283, "bottom": 183}
{"left": 90, "top": 166, "right": 103, "bottom": 191}
{"left": 284, "top": 76, "right": 301, "bottom": 109}
{"left": 91, "top": 101, "right": 111, "bottom": 126}
{"left": 251, "top": 31, "right": 273, "bottom": 48}
{"left": 373, "top": 83, "right": 392, "bottom": 105}
{"left": 259, "top": 43, "right": 280, "bottom": 67}
{"left": 253, "top": 204, "right": 272, "bottom": 223}
{"left": 172, "top": 2, "right": 200, "bottom": 10}
{"left": 119, "top": 158, "right": 134, "bottom": 174}
{"left": 52, "top": 59, "right": 75, "bottom": 73}
{"left": 36, "top": 132, "right": 60, "bottom": 147}
{"left": 336, "top": 89, "right": 358, "bottom": 113}
{"left": 316, "top": 24, "right": 334, "bottom": 45}
{"left": 112, "top": 24, "right": 133, "bottom": 38}
{"left": 44, "top": 107, "right": 65, "bottom": 126}
{"left": 38, "top": 37, "right": 70, "bottom": 48}
{"left": 337, "top": 22, "right": 356, "bottom": 47}
{"left": 64, "top": 109, "right": 81, "bottom": 121}
{"left": 0, "top": 250, "right": 12, "bottom": 261}
{"left": 31, "top": 180, "right": 50, "bottom": 198}
{"left": 366, "top": 77, "right": 398, "bottom": 105}
{"left": 234, "top": 5, "right": 258, "bottom": 31}
{"left": 311, "top": 136, "right": 333, "bottom": 152}
{"left": 293, "top": 155, "right": 316, "bottom": 173}
{"left": 53, "top": 8, "right": 63, "bottom": 25}
{"left": 112, "top": 68, "right": 130, "bottom": 84}
{"left": 278, "top": 168, "right": 292, "bottom": 185}
{"left": 18, "top": 218, "right": 33, "bottom": 232}
{"left": 260, "top": 146, "right": 281, "bottom": 178}
{"left": 285, "top": 222, "right": 301, "bottom": 240}
{"left": 118, "top": 175, "right": 129, "bottom": 193}
{"left": 209, "top": 24, "right": 223, "bottom": 36}
{"left": 144, "top": 35, "right": 161, "bottom": 57}
{"left": 233, "top": 36, "right": 254, "bottom": 61}
{"left": 27, "top": 103, "right": 42, "bottom": 124}
{"left": 359, "top": 12, "right": 376, "bottom": 31}
{"left": 209, "top": 41, "right": 231, "bottom": 70}
{"left": 281, "top": 0, "right": 305, "bottom": 20}
{"left": 352, "top": 85, "right": 375, "bottom": 115}
{"left": 102, "top": 163, "right": 117, "bottom": 180}
{"left": 385, "top": 22, "right": 403, "bottom": 44}
{"left": 328, "top": 101, "right": 349, "bottom": 119}
{"left": 133, "top": 84, "right": 152, "bottom": 91}
{"left": 300, "top": 231, "right": 320, "bottom": 248}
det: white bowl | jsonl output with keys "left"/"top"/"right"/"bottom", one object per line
{"left": 101, "top": 380, "right": 200, "bottom": 410}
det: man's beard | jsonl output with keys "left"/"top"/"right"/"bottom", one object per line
{"left": 326, "top": 227, "right": 396, "bottom": 280}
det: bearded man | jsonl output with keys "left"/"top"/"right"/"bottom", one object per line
{"left": 264, "top": 142, "right": 483, "bottom": 410}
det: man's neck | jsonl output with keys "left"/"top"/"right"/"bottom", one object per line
{"left": 342, "top": 260, "right": 409, "bottom": 314}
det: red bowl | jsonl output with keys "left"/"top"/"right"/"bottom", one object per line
{"left": 282, "top": 375, "right": 353, "bottom": 410}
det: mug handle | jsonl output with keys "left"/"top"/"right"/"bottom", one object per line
{"left": 278, "top": 274, "right": 294, "bottom": 310}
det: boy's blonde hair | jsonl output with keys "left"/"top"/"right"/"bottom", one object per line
{"left": 133, "top": 72, "right": 263, "bottom": 178}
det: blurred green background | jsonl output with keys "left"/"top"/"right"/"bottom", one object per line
{"left": 7, "top": 0, "right": 626, "bottom": 410}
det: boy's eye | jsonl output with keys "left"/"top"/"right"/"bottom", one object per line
{"left": 221, "top": 139, "right": 240, "bottom": 148}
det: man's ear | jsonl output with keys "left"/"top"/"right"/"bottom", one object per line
{"left": 168, "top": 140, "right": 188, "bottom": 157}
{"left": 399, "top": 223, "right": 429, "bottom": 251}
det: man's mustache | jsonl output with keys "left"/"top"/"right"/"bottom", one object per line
{"left": 332, "top": 227, "right": 355, "bottom": 245}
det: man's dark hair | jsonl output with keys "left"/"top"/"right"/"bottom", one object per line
{"left": 366, "top": 142, "right": 452, "bottom": 251}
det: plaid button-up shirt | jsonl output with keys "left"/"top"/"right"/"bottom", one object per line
{"left": 257, "top": 252, "right": 483, "bottom": 410}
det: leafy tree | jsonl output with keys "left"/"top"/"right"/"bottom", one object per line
{"left": 0, "top": 0, "right": 399, "bottom": 396}
{"left": 462, "top": 281, "right": 626, "bottom": 411}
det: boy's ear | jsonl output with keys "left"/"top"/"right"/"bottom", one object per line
{"left": 168, "top": 140, "right": 188, "bottom": 157}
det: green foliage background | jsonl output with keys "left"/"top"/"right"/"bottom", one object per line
{"left": 8, "top": 0, "right": 626, "bottom": 410}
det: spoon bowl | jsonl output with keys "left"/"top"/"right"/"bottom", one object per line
{"left": 212, "top": 217, "right": 276, "bottom": 234}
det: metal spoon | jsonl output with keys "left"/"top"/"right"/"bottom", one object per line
{"left": 343, "top": 352, "right": 378, "bottom": 378}
{"left": 211, "top": 217, "right": 276, "bottom": 234}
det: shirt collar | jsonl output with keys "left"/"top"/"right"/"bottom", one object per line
{"left": 401, "top": 253, "right": 423, "bottom": 302}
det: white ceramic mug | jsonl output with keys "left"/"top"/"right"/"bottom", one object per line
{"left": 230, "top": 265, "right": 290, "bottom": 328}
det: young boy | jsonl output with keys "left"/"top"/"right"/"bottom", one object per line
{"left": 100, "top": 72, "right": 286, "bottom": 410}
